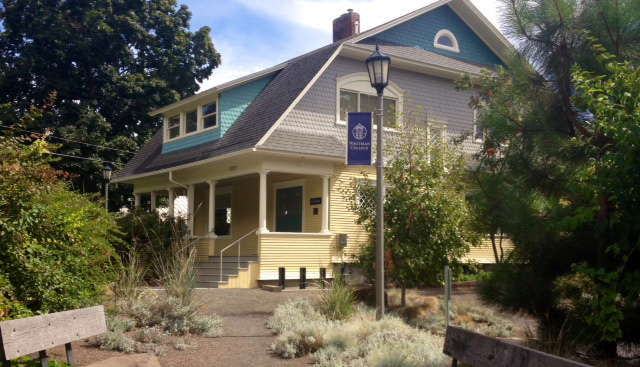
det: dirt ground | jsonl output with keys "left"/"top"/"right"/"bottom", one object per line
{"left": 46, "top": 287, "right": 534, "bottom": 367}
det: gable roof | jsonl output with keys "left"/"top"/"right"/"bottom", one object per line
{"left": 115, "top": 42, "right": 341, "bottom": 181}
{"left": 115, "top": 0, "right": 512, "bottom": 183}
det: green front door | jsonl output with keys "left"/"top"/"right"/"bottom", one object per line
{"left": 275, "top": 186, "right": 303, "bottom": 232}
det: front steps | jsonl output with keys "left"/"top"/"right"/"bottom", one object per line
{"left": 196, "top": 256, "right": 258, "bottom": 289}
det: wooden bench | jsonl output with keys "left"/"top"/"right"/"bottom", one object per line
{"left": 443, "top": 326, "right": 591, "bottom": 367}
{"left": 0, "top": 305, "right": 107, "bottom": 367}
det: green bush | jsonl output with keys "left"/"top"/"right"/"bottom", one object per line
{"left": 116, "top": 210, "right": 188, "bottom": 277}
{"left": 0, "top": 135, "right": 120, "bottom": 317}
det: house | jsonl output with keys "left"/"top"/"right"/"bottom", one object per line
{"left": 114, "top": 0, "right": 513, "bottom": 288}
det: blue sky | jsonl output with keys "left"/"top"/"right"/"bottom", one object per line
{"left": 181, "top": 0, "right": 504, "bottom": 91}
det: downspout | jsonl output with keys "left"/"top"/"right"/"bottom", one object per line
{"left": 168, "top": 171, "right": 188, "bottom": 189}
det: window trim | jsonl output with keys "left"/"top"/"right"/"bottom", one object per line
{"left": 335, "top": 72, "right": 404, "bottom": 130}
{"left": 433, "top": 29, "right": 460, "bottom": 53}
{"left": 214, "top": 186, "right": 232, "bottom": 239}
{"left": 428, "top": 120, "right": 447, "bottom": 145}
{"left": 164, "top": 95, "right": 220, "bottom": 142}
{"left": 472, "top": 109, "right": 484, "bottom": 143}
{"left": 166, "top": 114, "right": 182, "bottom": 141}
{"left": 272, "top": 179, "right": 306, "bottom": 233}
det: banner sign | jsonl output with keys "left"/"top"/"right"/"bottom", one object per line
{"left": 346, "top": 112, "right": 373, "bottom": 166}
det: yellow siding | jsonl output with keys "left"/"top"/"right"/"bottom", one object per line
{"left": 258, "top": 234, "right": 335, "bottom": 280}
{"left": 329, "top": 164, "right": 376, "bottom": 261}
{"left": 464, "top": 237, "right": 515, "bottom": 264}
{"left": 218, "top": 263, "right": 259, "bottom": 289}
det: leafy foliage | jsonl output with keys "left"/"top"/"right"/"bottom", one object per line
{"left": 0, "top": 0, "right": 221, "bottom": 208}
{"left": 351, "top": 122, "right": 479, "bottom": 292}
{"left": 460, "top": 0, "right": 640, "bottom": 356}
{"left": 0, "top": 134, "right": 120, "bottom": 317}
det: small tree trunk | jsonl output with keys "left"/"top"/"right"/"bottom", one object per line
{"left": 401, "top": 284, "right": 407, "bottom": 308}
{"left": 490, "top": 232, "right": 500, "bottom": 264}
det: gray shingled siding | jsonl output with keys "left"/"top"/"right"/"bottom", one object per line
{"left": 275, "top": 56, "right": 482, "bottom": 157}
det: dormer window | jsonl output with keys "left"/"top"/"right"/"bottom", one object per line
{"left": 185, "top": 110, "right": 198, "bottom": 134}
{"left": 167, "top": 115, "right": 181, "bottom": 139}
{"left": 164, "top": 98, "right": 219, "bottom": 142}
{"left": 202, "top": 102, "right": 217, "bottom": 129}
{"left": 434, "top": 29, "right": 459, "bottom": 53}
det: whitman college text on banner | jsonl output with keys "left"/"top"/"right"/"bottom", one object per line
{"left": 346, "top": 112, "right": 373, "bottom": 166}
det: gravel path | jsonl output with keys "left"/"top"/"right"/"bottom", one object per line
{"left": 48, "top": 288, "right": 320, "bottom": 367}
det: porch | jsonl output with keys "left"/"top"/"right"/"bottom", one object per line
{"left": 136, "top": 169, "right": 341, "bottom": 288}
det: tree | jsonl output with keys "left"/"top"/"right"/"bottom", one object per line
{"left": 0, "top": 125, "right": 121, "bottom": 318}
{"left": 460, "top": 0, "right": 640, "bottom": 356}
{"left": 351, "top": 121, "right": 480, "bottom": 306}
{"left": 0, "top": 0, "right": 221, "bottom": 209}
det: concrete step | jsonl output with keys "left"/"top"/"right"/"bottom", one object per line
{"left": 197, "top": 267, "right": 241, "bottom": 276}
{"left": 197, "top": 273, "right": 239, "bottom": 283}
{"left": 199, "top": 256, "right": 258, "bottom": 263}
{"left": 196, "top": 280, "right": 228, "bottom": 289}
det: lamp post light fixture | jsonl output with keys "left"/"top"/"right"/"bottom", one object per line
{"left": 102, "top": 163, "right": 112, "bottom": 211}
{"left": 365, "top": 44, "right": 391, "bottom": 320}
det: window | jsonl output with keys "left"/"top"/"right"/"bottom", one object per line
{"left": 336, "top": 73, "right": 403, "bottom": 128}
{"left": 473, "top": 109, "right": 484, "bottom": 142}
{"left": 202, "top": 102, "right": 217, "bottom": 129}
{"left": 429, "top": 124, "right": 446, "bottom": 146}
{"left": 214, "top": 192, "right": 231, "bottom": 237}
{"left": 433, "top": 29, "right": 459, "bottom": 53}
{"left": 167, "top": 115, "right": 180, "bottom": 139}
{"left": 340, "top": 91, "right": 397, "bottom": 127}
{"left": 185, "top": 110, "right": 198, "bottom": 134}
{"left": 354, "top": 21, "right": 360, "bottom": 35}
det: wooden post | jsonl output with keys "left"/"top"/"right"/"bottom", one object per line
{"left": 300, "top": 268, "right": 306, "bottom": 289}
{"left": 65, "top": 342, "right": 75, "bottom": 367}
{"left": 39, "top": 350, "right": 48, "bottom": 367}
{"left": 320, "top": 267, "right": 326, "bottom": 288}
{"left": 279, "top": 267, "right": 285, "bottom": 290}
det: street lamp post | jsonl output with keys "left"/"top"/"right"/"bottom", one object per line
{"left": 103, "top": 163, "right": 112, "bottom": 211}
{"left": 365, "top": 44, "right": 391, "bottom": 320}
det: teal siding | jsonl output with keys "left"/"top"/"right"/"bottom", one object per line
{"left": 361, "top": 5, "right": 503, "bottom": 67}
{"left": 162, "top": 74, "right": 274, "bottom": 154}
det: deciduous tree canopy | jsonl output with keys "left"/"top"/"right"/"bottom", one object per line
{"left": 0, "top": 0, "right": 221, "bottom": 208}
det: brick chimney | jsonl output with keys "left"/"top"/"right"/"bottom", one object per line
{"left": 333, "top": 9, "right": 360, "bottom": 42}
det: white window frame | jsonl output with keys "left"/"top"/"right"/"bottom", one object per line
{"left": 163, "top": 95, "right": 220, "bottom": 143}
{"left": 356, "top": 178, "right": 393, "bottom": 209}
{"left": 165, "top": 114, "right": 182, "bottom": 141}
{"left": 335, "top": 72, "right": 404, "bottom": 130}
{"left": 272, "top": 179, "right": 306, "bottom": 233}
{"left": 200, "top": 99, "right": 220, "bottom": 131}
{"left": 472, "top": 109, "right": 484, "bottom": 143}
{"left": 428, "top": 120, "right": 447, "bottom": 145}
{"left": 433, "top": 29, "right": 460, "bottom": 53}
{"left": 214, "top": 186, "right": 232, "bottom": 239}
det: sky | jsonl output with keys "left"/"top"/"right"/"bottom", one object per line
{"left": 181, "top": 0, "right": 506, "bottom": 92}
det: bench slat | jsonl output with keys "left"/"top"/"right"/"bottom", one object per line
{"left": 0, "top": 305, "right": 107, "bottom": 360}
{"left": 443, "top": 326, "right": 591, "bottom": 367}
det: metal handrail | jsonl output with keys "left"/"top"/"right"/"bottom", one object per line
{"left": 183, "top": 227, "right": 216, "bottom": 249}
{"left": 219, "top": 228, "right": 258, "bottom": 282}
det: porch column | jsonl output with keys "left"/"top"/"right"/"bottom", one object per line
{"left": 187, "top": 184, "right": 195, "bottom": 235}
{"left": 134, "top": 193, "right": 141, "bottom": 207}
{"left": 257, "top": 169, "right": 270, "bottom": 234}
{"left": 207, "top": 180, "right": 217, "bottom": 236}
{"left": 321, "top": 175, "right": 331, "bottom": 234}
{"left": 150, "top": 191, "right": 157, "bottom": 211}
{"left": 167, "top": 188, "right": 175, "bottom": 217}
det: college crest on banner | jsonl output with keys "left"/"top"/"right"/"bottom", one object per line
{"left": 346, "top": 112, "right": 373, "bottom": 166}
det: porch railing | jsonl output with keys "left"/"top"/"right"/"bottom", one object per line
{"left": 219, "top": 228, "right": 258, "bottom": 282}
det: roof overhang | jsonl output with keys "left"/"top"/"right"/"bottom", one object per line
{"left": 148, "top": 63, "right": 287, "bottom": 116}
{"left": 340, "top": 43, "right": 485, "bottom": 82}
